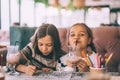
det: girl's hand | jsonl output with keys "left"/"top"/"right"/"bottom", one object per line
{"left": 25, "top": 65, "right": 36, "bottom": 76}
{"left": 66, "top": 59, "right": 77, "bottom": 68}
{"left": 77, "top": 59, "right": 89, "bottom": 72}
{"left": 66, "top": 57, "right": 81, "bottom": 68}
{"left": 41, "top": 68, "right": 53, "bottom": 72}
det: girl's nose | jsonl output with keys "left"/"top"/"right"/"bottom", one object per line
{"left": 74, "top": 34, "right": 79, "bottom": 39}
{"left": 42, "top": 46, "right": 47, "bottom": 51}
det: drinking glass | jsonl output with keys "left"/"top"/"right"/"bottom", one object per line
{"left": 6, "top": 45, "right": 20, "bottom": 75}
{"left": 68, "top": 46, "right": 80, "bottom": 62}
{"left": 68, "top": 46, "right": 75, "bottom": 61}
{"left": 68, "top": 46, "right": 81, "bottom": 71}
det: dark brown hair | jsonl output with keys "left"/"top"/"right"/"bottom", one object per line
{"left": 68, "top": 23, "right": 96, "bottom": 52}
{"left": 34, "top": 23, "right": 65, "bottom": 59}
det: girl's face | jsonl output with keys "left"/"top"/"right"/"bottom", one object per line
{"left": 69, "top": 25, "right": 91, "bottom": 50}
{"left": 38, "top": 35, "right": 53, "bottom": 56}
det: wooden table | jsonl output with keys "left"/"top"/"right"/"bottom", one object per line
{"left": 4, "top": 72, "right": 120, "bottom": 80}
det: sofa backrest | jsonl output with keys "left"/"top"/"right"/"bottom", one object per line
{"left": 92, "top": 27, "right": 120, "bottom": 54}
{"left": 10, "top": 26, "right": 120, "bottom": 53}
{"left": 10, "top": 27, "right": 37, "bottom": 50}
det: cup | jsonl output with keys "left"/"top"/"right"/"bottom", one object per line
{"left": 86, "top": 73, "right": 110, "bottom": 80}
{"left": 87, "top": 67, "right": 111, "bottom": 80}
{"left": 90, "top": 67, "right": 105, "bottom": 74}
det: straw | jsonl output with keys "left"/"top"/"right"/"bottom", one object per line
{"left": 81, "top": 50, "right": 92, "bottom": 67}
{"left": 75, "top": 40, "right": 78, "bottom": 46}
{"left": 87, "top": 53, "right": 94, "bottom": 67}
{"left": 96, "top": 53, "right": 100, "bottom": 68}
{"left": 99, "top": 55, "right": 103, "bottom": 68}
{"left": 74, "top": 40, "right": 78, "bottom": 52}
{"left": 100, "top": 54, "right": 106, "bottom": 68}
{"left": 106, "top": 53, "right": 113, "bottom": 65}
{"left": 14, "top": 41, "right": 20, "bottom": 46}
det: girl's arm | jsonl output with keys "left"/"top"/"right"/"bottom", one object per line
{"left": 16, "top": 64, "right": 36, "bottom": 76}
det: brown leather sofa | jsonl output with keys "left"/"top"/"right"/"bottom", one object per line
{"left": 1, "top": 26, "right": 120, "bottom": 72}
{"left": 58, "top": 26, "right": 120, "bottom": 72}
{"left": 91, "top": 27, "right": 120, "bottom": 72}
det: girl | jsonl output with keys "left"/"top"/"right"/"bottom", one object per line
{"left": 57, "top": 23, "right": 97, "bottom": 72}
{"left": 13, "top": 24, "right": 66, "bottom": 75}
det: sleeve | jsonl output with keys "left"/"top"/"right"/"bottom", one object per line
{"left": 17, "top": 45, "right": 32, "bottom": 65}
{"left": 56, "top": 59, "right": 65, "bottom": 71}
{"left": 89, "top": 52, "right": 97, "bottom": 68}
{"left": 56, "top": 54, "right": 74, "bottom": 72}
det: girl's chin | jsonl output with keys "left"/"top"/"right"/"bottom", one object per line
{"left": 42, "top": 53, "right": 50, "bottom": 56}
{"left": 73, "top": 45, "right": 81, "bottom": 48}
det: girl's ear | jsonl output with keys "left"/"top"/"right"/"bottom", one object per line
{"left": 88, "top": 38, "right": 92, "bottom": 44}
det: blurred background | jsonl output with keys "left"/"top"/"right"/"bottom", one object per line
{"left": 0, "top": 0, "right": 120, "bottom": 30}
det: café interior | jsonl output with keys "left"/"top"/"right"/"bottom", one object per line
{"left": 0, "top": 0, "right": 120, "bottom": 80}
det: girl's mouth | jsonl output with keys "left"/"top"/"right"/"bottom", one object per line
{"left": 74, "top": 40, "right": 81, "bottom": 44}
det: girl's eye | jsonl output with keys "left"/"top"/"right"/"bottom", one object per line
{"left": 70, "top": 33, "right": 85, "bottom": 37}
{"left": 47, "top": 43, "right": 53, "bottom": 47}
{"left": 80, "top": 33, "right": 85, "bottom": 36}
{"left": 70, "top": 34, "right": 75, "bottom": 37}
{"left": 38, "top": 43, "right": 43, "bottom": 46}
